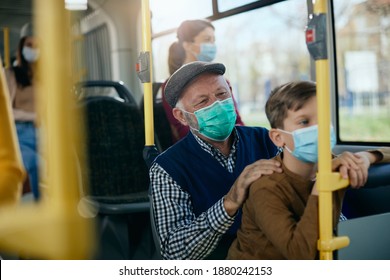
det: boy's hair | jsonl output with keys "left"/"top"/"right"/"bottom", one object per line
{"left": 265, "top": 81, "right": 316, "bottom": 129}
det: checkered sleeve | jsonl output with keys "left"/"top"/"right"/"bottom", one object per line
{"left": 150, "top": 163, "right": 235, "bottom": 260}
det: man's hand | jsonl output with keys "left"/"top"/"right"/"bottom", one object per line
{"left": 223, "top": 158, "right": 282, "bottom": 216}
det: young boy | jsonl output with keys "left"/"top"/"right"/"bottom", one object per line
{"left": 227, "top": 81, "right": 390, "bottom": 260}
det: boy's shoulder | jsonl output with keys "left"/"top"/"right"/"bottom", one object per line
{"left": 249, "top": 155, "right": 286, "bottom": 194}
{"left": 250, "top": 170, "right": 286, "bottom": 193}
{"left": 248, "top": 153, "right": 308, "bottom": 197}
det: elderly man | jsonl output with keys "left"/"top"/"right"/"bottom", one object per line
{"left": 149, "top": 61, "right": 389, "bottom": 260}
{"left": 149, "top": 61, "right": 281, "bottom": 259}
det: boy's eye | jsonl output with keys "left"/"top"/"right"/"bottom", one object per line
{"left": 299, "top": 119, "right": 309, "bottom": 125}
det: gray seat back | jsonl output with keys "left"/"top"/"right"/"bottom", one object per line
{"left": 337, "top": 212, "right": 390, "bottom": 259}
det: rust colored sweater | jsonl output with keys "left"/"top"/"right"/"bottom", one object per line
{"left": 227, "top": 154, "right": 344, "bottom": 260}
{"left": 227, "top": 148, "right": 390, "bottom": 260}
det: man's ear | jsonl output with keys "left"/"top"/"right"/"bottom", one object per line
{"left": 269, "top": 128, "right": 285, "bottom": 148}
{"left": 172, "top": 108, "right": 188, "bottom": 126}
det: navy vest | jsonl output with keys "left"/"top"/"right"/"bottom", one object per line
{"left": 155, "top": 126, "right": 278, "bottom": 258}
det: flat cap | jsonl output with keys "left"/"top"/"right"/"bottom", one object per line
{"left": 164, "top": 61, "right": 226, "bottom": 108}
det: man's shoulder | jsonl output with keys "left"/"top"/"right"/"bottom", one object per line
{"left": 236, "top": 125, "right": 272, "bottom": 140}
{"left": 236, "top": 126, "right": 276, "bottom": 153}
{"left": 154, "top": 136, "right": 191, "bottom": 163}
{"left": 236, "top": 125, "right": 269, "bottom": 133}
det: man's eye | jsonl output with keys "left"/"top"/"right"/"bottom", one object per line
{"left": 216, "top": 91, "right": 227, "bottom": 97}
{"left": 194, "top": 99, "right": 207, "bottom": 107}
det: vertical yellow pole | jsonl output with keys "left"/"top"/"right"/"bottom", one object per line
{"left": 34, "top": 0, "right": 94, "bottom": 258}
{"left": 0, "top": 0, "right": 94, "bottom": 259}
{"left": 313, "top": 0, "right": 349, "bottom": 260}
{"left": 315, "top": 0, "right": 332, "bottom": 261}
{"left": 0, "top": 56, "right": 25, "bottom": 206}
{"left": 141, "top": 0, "right": 154, "bottom": 146}
{"left": 35, "top": 0, "right": 79, "bottom": 203}
{"left": 3, "top": 27, "right": 10, "bottom": 68}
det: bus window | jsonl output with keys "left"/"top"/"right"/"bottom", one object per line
{"left": 333, "top": 0, "right": 390, "bottom": 143}
{"left": 217, "top": 0, "right": 260, "bottom": 12}
{"left": 213, "top": 0, "right": 310, "bottom": 127}
{"left": 151, "top": 0, "right": 310, "bottom": 128}
{"left": 150, "top": 0, "right": 212, "bottom": 34}
{"left": 84, "top": 25, "right": 112, "bottom": 81}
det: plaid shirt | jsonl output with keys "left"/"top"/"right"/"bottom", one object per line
{"left": 150, "top": 131, "right": 239, "bottom": 259}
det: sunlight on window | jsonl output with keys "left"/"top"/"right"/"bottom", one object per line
{"left": 151, "top": 0, "right": 310, "bottom": 128}
{"left": 150, "top": 0, "right": 212, "bottom": 34}
{"left": 334, "top": 0, "right": 390, "bottom": 142}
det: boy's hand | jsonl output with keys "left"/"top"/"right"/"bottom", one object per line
{"left": 332, "top": 151, "right": 369, "bottom": 188}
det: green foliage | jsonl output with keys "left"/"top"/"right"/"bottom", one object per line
{"left": 339, "top": 109, "right": 390, "bottom": 142}
{"left": 243, "top": 108, "right": 390, "bottom": 143}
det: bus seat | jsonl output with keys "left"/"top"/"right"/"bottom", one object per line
{"left": 77, "top": 84, "right": 155, "bottom": 259}
{"left": 76, "top": 80, "right": 137, "bottom": 105}
{"left": 342, "top": 163, "right": 390, "bottom": 219}
{"left": 148, "top": 189, "right": 162, "bottom": 259}
{"left": 337, "top": 212, "right": 390, "bottom": 259}
{"left": 82, "top": 97, "right": 149, "bottom": 200}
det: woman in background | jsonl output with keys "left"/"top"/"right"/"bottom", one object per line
{"left": 161, "top": 19, "right": 245, "bottom": 144}
{"left": 4, "top": 23, "right": 40, "bottom": 200}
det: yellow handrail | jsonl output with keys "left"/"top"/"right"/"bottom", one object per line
{"left": 141, "top": 0, "right": 155, "bottom": 146}
{"left": 313, "top": 0, "right": 349, "bottom": 260}
{"left": 2, "top": 27, "right": 10, "bottom": 68}
{"left": 0, "top": 56, "right": 25, "bottom": 206}
{"left": 0, "top": 0, "right": 94, "bottom": 259}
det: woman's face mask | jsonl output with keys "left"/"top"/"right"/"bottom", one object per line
{"left": 22, "top": 46, "right": 40, "bottom": 63}
{"left": 184, "top": 97, "right": 237, "bottom": 141}
{"left": 196, "top": 43, "right": 217, "bottom": 62}
{"left": 279, "top": 125, "right": 336, "bottom": 163}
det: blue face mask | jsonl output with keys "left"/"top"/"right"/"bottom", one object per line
{"left": 196, "top": 43, "right": 217, "bottom": 62}
{"left": 185, "top": 97, "right": 237, "bottom": 141}
{"left": 279, "top": 125, "right": 336, "bottom": 163}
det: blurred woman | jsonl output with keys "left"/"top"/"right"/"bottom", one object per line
{"left": 4, "top": 24, "right": 40, "bottom": 200}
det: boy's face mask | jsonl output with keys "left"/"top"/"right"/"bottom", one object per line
{"left": 196, "top": 43, "right": 217, "bottom": 62}
{"left": 279, "top": 125, "right": 336, "bottom": 163}
{"left": 184, "top": 97, "right": 237, "bottom": 141}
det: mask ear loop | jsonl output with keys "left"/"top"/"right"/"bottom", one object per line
{"left": 187, "top": 42, "right": 200, "bottom": 60}
{"left": 277, "top": 128, "right": 294, "bottom": 154}
{"left": 179, "top": 109, "right": 200, "bottom": 133}
{"left": 283, "top": 145, "right": 294, "bottom": 154}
